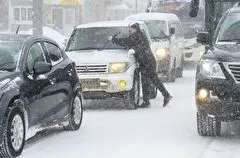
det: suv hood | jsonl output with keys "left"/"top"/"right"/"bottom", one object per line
{"left": 203, "top": 44, "right": 240, "bottom": 62}
{"left": 66, "top": 49, "right": 131, "bottom": 64}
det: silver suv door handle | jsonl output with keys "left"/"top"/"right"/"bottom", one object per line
{"left": 49, "top": 78, "right": 56, "bottom": 85}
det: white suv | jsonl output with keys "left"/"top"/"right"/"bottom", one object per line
{"left": 65, "top": 21, "right": 156, "bottom": 109}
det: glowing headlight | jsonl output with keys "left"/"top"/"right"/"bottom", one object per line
{"left": 155, "top": 48, "right": 170, "bottom": 58}
{"left": 109, "top": 62, "right": 129, "bottom": 73}
{"left": 199, "top": 60, "right": 225, "bottom": 79}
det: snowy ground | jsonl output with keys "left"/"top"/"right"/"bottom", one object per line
{"left": 20, "top": 70, "right": 240, "bottom": 158}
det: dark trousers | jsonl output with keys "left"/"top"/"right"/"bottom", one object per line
{"left": 141, "top": 68, "right": 169, "bottom": 102}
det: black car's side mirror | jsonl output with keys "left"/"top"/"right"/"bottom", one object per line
{"left": 34, "top": 62, "right": 52, "bottom": 75}
{"left": 197, "top": 32, "right": 210, "bottom": 45}
{"left": 169, "top": 28, "right": 175, "bottom": 36}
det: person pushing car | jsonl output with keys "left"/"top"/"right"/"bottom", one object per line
{"left": 108, "top": 23, "right": 172, "bottom": 107}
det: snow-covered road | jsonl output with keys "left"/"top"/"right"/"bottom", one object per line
{"left": 20, "top": 70, "right": 240, "bottom": 158}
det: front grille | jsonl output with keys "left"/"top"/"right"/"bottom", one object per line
{"left": 228, "top": 64, "right": 240, "bottom": 82}
{"left": 76, "top": 65, "right": 107, "bottom": 74}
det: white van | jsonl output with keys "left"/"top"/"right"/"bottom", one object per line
{"left": 125, "top": 13, "right": 184, "bottom": 82}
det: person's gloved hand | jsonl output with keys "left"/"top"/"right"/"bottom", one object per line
{"left": 108, "top": 36, "right": 113, "bottom": 42}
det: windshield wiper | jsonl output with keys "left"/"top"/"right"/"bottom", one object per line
{"left": 66, "top": 47, "right": 101, "bottom": 51}
{"left": 218, "top": 39, "right": 240, "bottom": 43}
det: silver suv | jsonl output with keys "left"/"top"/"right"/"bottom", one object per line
{"left": 65, "top": 21, "right": 156, "bottom": 109}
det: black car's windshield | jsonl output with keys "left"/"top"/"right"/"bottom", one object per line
{"left": 0, "top": 41, "right": 22, "bottom": 71}
{"left": 217, "top": 12, "right": 240, "bottom": 42}
{"left": 144, "top": 20, "right": 168, "bottom": 39}
{"left": 66, "top": 27, "right": 129, "bottom": 51}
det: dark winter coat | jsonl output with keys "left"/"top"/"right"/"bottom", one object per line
{"left": 112, "top": 31, "right": 156, "bottom": 70}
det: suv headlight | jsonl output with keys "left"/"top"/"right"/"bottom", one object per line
{"left": 109, "top": 62, "right": 129, "bottom": 73}
{"left": 199, "top": 60, "right": 225, "bottom": 79}
{"left": 155, "top": 48, "right": 170, "bottom": 59}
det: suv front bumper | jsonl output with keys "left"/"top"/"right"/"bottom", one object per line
{"left": 78, "top": 68, "right": 136, "bottom": 99}
{"left": 196, "top": 75, "right": 240, "bottom": 121}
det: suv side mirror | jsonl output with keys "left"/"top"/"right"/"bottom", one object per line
{"left": 197, "top": 32, "right": 210, "bottom": 45}
{"left": 34, "top": 62, "right": 52, "bottom": 75}
{"left": 128, "top": 49, "right": 135, "bottom": 58}
{"left": 169, "top": 28, "right": 175, "bottom": 35}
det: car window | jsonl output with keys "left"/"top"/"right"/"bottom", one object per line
{"left": 144, "top": 20, "right": 168, "bottom": 39}
{"left": 217, "top": 12, "right": 240, "bottom": 42}
{"left": 44, "top": 42, "right": 63, "bottom": 65}
{"left": 27, "top": 42, "right": 46, "bottom": 73}
{"left": 66, "top": 27, "right": 129, "bottom": 51}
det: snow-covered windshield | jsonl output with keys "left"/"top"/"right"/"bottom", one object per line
{"left": 217, "top": 12, "right": 240, "bottom": 42}
{"left": 66, "top": 27, "right": 129, "bottom": 51}
{"left": 144, "top": 20, "right": 168, "bottom": 39}
{"left": 0, "top": 41, "right": 22, "bottom": 71}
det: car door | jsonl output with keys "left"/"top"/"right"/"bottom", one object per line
{"left": 168, "top": 21, "right": 178, "bottom": 68}
{"left": 23, "top": 41, "right": 58, "bottom": 126}
{"left": 175, "top": 21, "right": 185, "bottom": 67}
{"left": 43, "top": 41, "right": 73, "bottom": 120}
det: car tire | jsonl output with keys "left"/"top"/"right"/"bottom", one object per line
{"left": 124, "top": 73, "right": 140, "bottom": 109}
{"left": 197, "top": 112, "right": 221, "bottom": 137}
{"left": 0, "top": 106, "right": 25, "bottom": 158}
{"left": 176, "top": 56, "right": 184, "bottom": 78}
{"left": 64, "top": 94, "right": 83, "bottom": 131}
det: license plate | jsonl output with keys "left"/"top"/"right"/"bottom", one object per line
{"left": 80, "top": 79, "right": 100, "bottom": 89}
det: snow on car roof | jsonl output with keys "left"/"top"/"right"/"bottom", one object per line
{"left": 76, "top": 21, "right": 146, "bottom": 29}
{"left": 125, "top": 13, "right": 180, "bottom": 21}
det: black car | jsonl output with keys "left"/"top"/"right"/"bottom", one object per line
{"left": 0, "top": 34, "right": 83, "bottom": 157}
{"left": 196, "top": 5, "right": 240, "bottom": 136}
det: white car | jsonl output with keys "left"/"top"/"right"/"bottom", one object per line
{"left": 65, "top": 21, "right": 156, "bottom": 109}
{"left": 125, "top": 13, "right": 185, "bottom": 82}
{"left": 184, "top": 38, "right": 205, "bottom": 63}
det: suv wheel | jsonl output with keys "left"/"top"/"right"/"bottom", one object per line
{"left": 197, "top": 112, "right": 221, "bottom": 137}
{"left": 64, "top": 94, "right": 83, "bottom": 131}
{"left": 0, "top": 107, "right": 25, "bottom": 158}
{"left": 124, "top": 73, "right": 140, "bottom": 109}
{"left": 176, "top": 56, "right": 184, "bottom": 78}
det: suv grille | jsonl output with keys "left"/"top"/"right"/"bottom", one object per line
{"left": 228, "top": 64, "right": 240, "bottom": 82}
{"left": 76, "top": 65, "right": 107, "bottom": 74}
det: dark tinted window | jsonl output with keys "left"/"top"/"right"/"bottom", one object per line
{"left": 45, "top": 42, "right": 63, "bottom": 65}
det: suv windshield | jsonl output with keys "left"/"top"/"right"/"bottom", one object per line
{"left": 0, "top": 41, "right": 22, "bottom": 71}
{"left": 66, "top": 27, "right": 129, "bottom": 51}
{"left": 217, "top": 12, "right": 240, "bottom": 42}
{"left": 144, "top": 20, "right": 168, "bottom": 40}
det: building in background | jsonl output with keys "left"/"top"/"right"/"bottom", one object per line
{"left": 82, "top": 0, "right": 106, "bottom": 23}
{"left": 106, "top": 0, "right": 132, "bottom": 21}
{"left": 0, "top": 0, "right": 9, "bottom": 30}
{"left": 7, "top": 0, "right": 82, "bottom": 36}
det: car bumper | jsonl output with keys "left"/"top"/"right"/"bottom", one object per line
{"left": 196, "top": 76, "right": 240, "bottom": 121}
{"left": 78, "top": 68, "right": 135, "bottom": 98}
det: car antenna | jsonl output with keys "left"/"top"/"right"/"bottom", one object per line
{"left": 16, "top": 25, "right": 20, "bottom": 34}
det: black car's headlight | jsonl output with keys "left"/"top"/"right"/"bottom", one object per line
{"left": 199, "top": 59, "right": 226, "bottom": 79}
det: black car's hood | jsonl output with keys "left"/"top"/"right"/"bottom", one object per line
{"left": 203, "top": 44, "right": 240, "bottom": 62}
{"left": 0, "top": 71, "right": 21, "bottom": 90}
